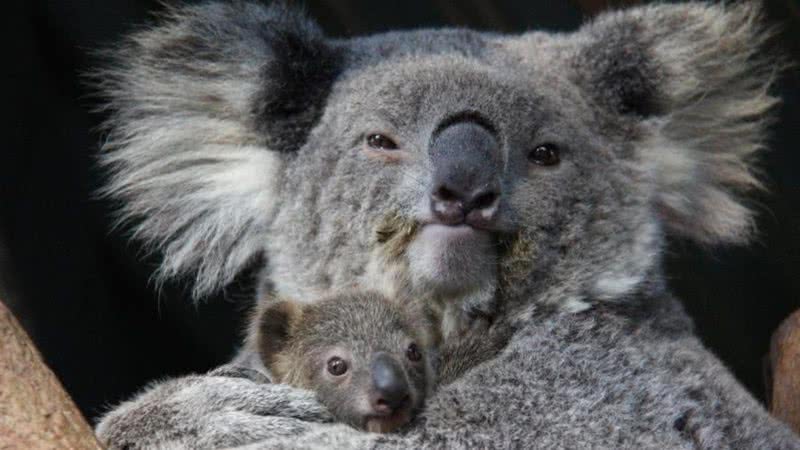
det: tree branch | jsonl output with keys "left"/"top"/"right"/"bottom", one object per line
{"left": 0, "top": 299, "right": 101, "bottom": 448}
{"left": 770, "top": 308, "right": 800, "bottom": 434}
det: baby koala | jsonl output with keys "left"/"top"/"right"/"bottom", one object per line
{"left": 252, "top": 291, "right": 436, "bottom": 433}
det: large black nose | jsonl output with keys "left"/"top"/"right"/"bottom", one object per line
{"left": 370, "top": 353, "right": 410, "bottom": 415}
{"left": 429, "top": 120, "right": 502, "bottom": 227}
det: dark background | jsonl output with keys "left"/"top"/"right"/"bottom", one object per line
{"left": 2, "top": 0, "right": 799, "bottom": 423}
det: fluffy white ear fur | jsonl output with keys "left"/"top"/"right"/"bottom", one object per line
{"left": 94, "top": 3, "right": 298, "bottom": 299}
{"left": 577, "top": 3, "right": 780, "bottom": 245}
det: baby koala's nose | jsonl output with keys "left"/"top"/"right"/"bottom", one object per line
{"left": 370, "top": 352, "right": 410, "bottom": 415}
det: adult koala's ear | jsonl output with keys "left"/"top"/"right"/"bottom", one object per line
{"left": 94, "top": 2, "right": 341, "bottom": 298}
{"left": 569, "top": 3, "right": 780, "bottom": 245}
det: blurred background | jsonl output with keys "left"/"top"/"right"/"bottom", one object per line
{"left": 3, "top": 0, "right": 799, "bottom": 423}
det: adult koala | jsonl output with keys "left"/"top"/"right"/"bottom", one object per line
{"left": 94, "top": 1, "right": 799, "bottom": 448}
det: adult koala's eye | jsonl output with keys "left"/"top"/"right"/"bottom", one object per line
{"left": 327, "top": 357, "right": 348, "bottom": 376}
{"left": 528, "top": 144, "right": 560, "bottom": 166}
{"left": 406, "top": 343, "right": 422, "bottom": 362}
{"left": 366, "top": 134, "right": 398, "bottom": 150}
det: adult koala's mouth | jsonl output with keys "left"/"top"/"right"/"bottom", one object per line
{"left": 373, "top": 211, "right": 513, "bottom": 257}
{"left": 374, "top": 212, "right": 496, "bottom": 262}
{"left": 372, "top": 212, "right": 513, "bottom": 297}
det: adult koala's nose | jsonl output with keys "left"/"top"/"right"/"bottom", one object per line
{"left": 429, "top": 120, "right": 502, "bottom": 229}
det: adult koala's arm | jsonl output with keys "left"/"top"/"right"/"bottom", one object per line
{"left": 95, "top": 365, "right": 334, "bottom": 449}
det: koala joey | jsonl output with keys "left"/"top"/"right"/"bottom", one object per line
{"left": 250, "top": 291, "right": 436, "bottom": 433}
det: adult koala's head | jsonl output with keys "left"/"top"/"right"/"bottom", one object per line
{"left": 98, "top": 2, "right": 777, "bottom": 311}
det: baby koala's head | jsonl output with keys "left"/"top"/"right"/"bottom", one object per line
{"left": 253, "top": 291, "right": 435, "bottom": 433}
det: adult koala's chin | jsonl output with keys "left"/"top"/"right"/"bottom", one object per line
{"left": 95, "top": 2, "right": 799, "bottom": 449}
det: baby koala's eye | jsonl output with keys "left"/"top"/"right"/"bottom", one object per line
{"left": 366, "top": 133, "right": 399, "bottom": 151}
{"left": 406, "top": 343, "right": 422, "bottom": 362}
{"left": 527, "top": 143, "right": 560, "bottom": 166}
{"left": 327, "top": 357, "right": 348, "bottom": 376}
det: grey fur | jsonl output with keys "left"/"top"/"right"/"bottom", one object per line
{"left": 251, "top": 291, "right": 435, "bottom": 432}
{"left": 94, "top": 2, "right": 797, "bottom": 449}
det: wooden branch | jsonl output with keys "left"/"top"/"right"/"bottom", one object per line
{"left": 0, "top": 299, "right": 102, "bottom": 449}
{"left": 770, "top": 309, "right": 800, "bottom": 434}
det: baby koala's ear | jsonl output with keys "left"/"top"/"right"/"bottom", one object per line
{"left": 255, "top": 300, "right": 304, "bottom": 369}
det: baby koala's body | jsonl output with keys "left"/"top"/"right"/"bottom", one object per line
{"left": 252, "top": 291, "right": 436, "bottom": 433}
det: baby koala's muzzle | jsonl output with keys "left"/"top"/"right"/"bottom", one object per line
{"left": 369, "top": 352, "right": 411, "bottom": 414}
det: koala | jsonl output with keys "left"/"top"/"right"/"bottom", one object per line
{"left": 93, "top": 1, "right": 800, "bottom": 449}
{"left": 249, "top": 290, "right": 509, "bottom": 434}
{"left": 250, "top": 291, "right": 435, "bottom": 433}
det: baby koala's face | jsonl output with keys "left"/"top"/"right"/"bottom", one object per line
{"left": 307, "top": 323, "right": 428, "bottom": 432}
{"left": 254, "top": 291, "right": 435, "bottom": 433}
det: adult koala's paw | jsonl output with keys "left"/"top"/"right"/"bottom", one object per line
{"left": 95, "top": 366, "right": 333, "bottom": 449}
